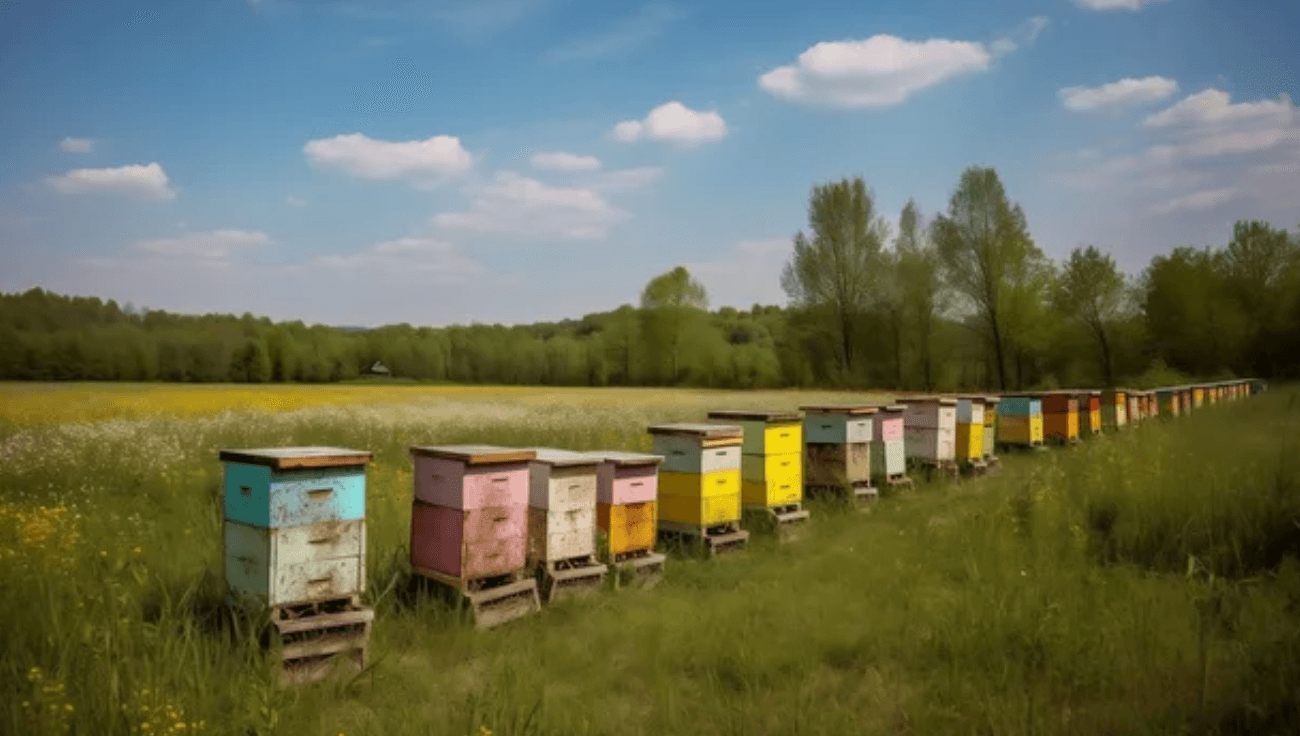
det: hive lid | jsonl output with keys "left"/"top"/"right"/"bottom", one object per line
{"left": 408, "top": 444, "right": 536, "bottom": 465}
{"left": 798, "top": 404, "right": 879, "bottom": 415}
{"left": 520, "top": 447, "right": 603, "bottom": 467}
{"left": 706, "top": 409, "right": 802, "bottom": 422}
{"left": 218, "top": 447, "right": 373, "bottom": 470}
{"left": 894, "top": 395, "right": 958, "bottom": 406}
{"left": 647, "top": 422, "right": 743, "bottom": 439}
{"left": 879, "top": 404, "right": 907, "bottom": 413}
{"left": 580, "top": 450, "right": 665, "bottom": 466}
{"left": 982, "top": 395, "right": 1002, "bottom": 404}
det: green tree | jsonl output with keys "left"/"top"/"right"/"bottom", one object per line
{"left": 640, "top": 266, "right": 709, "bottom": 383}
{"left": 894, "top": 200, "right": 947, "bottom": 390}
{"left": 1053, "top": 246, "right": 1129, "bottom": 386}
{"left": 780, "top": 177, "right": 890, "bottom": 379}
{"left": 931, "top": 167, "right": 1044, "bottom": 390}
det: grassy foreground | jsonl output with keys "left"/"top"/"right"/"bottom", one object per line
{"left": 1, "top": 383, "right": 1298, "bottom": 736}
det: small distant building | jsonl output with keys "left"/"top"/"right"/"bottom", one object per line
{"left": 367, "top": 361, "right": 391, "bottom": 377}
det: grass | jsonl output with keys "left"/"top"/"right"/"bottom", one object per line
{"left": 1, "top": 382, "right": 1297, "bottom": 735}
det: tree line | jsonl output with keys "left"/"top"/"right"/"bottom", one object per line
{"left": 2, "top": 166, "right": 1297, "bottom": 389}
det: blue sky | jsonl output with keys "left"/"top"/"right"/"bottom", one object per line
{"left": 1, "top": 0, "right": 1296, "bottom": 327}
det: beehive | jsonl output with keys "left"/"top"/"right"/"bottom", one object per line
{"left": 1074, "top": 390, "right": 1102, "bottom": 436}
{"left": 954, "top": 397, "right": 986, "bottom": 467}
{"left": 897, "top": 396, "right": 958, "bottom": 466}
{"left": 1193, "top": 386, "right": 1205, "bottom": 408}
{"left": 1179, "top": 387, "right": 1192, "bottom": 414}
{"left": 586, "top": 451, "right": 661, "bottom": 556}
{"left": 997, "top": 396, "right": 1044, "bottom": 447}
{"left": 706, "top": 410, "right": 804, "bottom": 510}
{"left": 1157, "top": 388, "right": 1179, "bottom": 416}
{"left": 220, "top": 447, "right": 372, "bottom": 609}
{"left": 647, "top": 423, "right": 748, "bottom": 555}
{"left": 981, "top": 396, "right": 1000, "bottom": 464}
{"left": 870, "top": 405, "right": 910, "bottom": 487}
{"left": 800, "top": 404, "right": 877, "bottom": 502}
{"left": 1101, "top": 390, "right": 1128, "bottom": 430}
{"left": 408, "top": 445, "right": 533, "bottom": 583}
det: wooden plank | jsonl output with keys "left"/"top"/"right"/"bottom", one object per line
{"left": 409, "top": 445, "right": 537, "bottom": 466}
{"left": 646, "top": 422, "right": 743, "bottom": 440}
{"left": 523, "top": 448, "right": 604, "bottom": 468}
{"left": 281, "top": 628, "right": 370, "bottom": 661}
{"left": 706, "top": 409, "right": 802, "bottom": 422}
{"left": 273, "top": 607, "right": 374, "bottom": 635}
{"left": 219, "top": 447, "right": 372, "bottom": 470}
{"left": 798, "top": 404, "right": 880, "bottom": 415}
{"left": 582, "top": 450, "right": 664, "bottom": 467}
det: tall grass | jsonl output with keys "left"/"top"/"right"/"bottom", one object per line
{"left": 0, "top": 385, "right": 1297, "bottom": 735}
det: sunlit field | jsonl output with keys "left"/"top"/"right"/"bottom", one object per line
{"left": 2, "top": 382, "right": 1298, "bottom": 736}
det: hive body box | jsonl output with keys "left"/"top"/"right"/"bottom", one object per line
{"left": 998, "top": 397, "right": 1044, "bottom": 447}
{"left": 584, "top": 451, "right": 666, "bottom": 586}
{"left": 648, "top": 423, "right": 749, "bottom": 556}
{"left": 1074, "top": 391, "right": 1102, "bottom": 436}
{"left": 408, "top": 445, "right": 542, "bottom": 628}
{"left": 220, "top": 448, "right": 372, "bottom": 609}
{"left": 516, "top": 448, "right": 608, "bottom": 599}
{"left": 1127, "top": 392, "right": 1143, "bottom": 424}
{"left": 870, "top": 405, "right": 911, "bottom": 488}
{"left": 1033, "top": 392, "right": 1079, "bottom": 444}
{"left": 1193, "top": 386, "right": 1205, "bottom": 408}
{"left": 1101, "top": 390, "right": 1129, "bottom": 430}
{"left": 705, "top": 411, "right": 804, "bottom": 509}
{"left": 1157, "top": 389, "right": 1179, "bottom": 417}
{"left": 898, "top": 397, "right": 958, "bottom": 468}
{"left": 220, "top": 447, "right": 375, "bottom": 687}
{"left": 954, "top": 397, "right": 986, "bottom": 468}
{"left": 980, "top": 397, "right": 1001, "bottom": 466}
{"left": 800, "top": 404, "right": 878, "bottom": 503}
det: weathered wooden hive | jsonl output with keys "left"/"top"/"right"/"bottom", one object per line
{"left": 647, "top": 422, "right": 749, "bottom": 557}
{"left": 520, "top": 448, "right": 608, "bottom": 601}
{"left": 897, "top": 396, "right": 959, "bottom": 477}
{"left": 1101, "top": 389, "right": 1128, "bottom": 430}
{"left": 800, "top": 404, "right": 878, "bottom": 505}
{"left": 870, "top": 404, "right": 912, "bottom": 490}
{"left": 997, "top": 396, "right": 1044, "bottom": 448}
{"left": 584, "top": 450, "right": 666, "bottom": 587}
{"left": 707, "top": 410, "right": 810, "bottom": 539}
{"left": 219, "top": 446, "right": 375, "bottom": 686}
{"left": 407, "top": 444, "right": 541, "bottom": 629}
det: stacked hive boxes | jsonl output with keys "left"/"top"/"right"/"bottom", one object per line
{"left": 954, "top": 397, "right": 986, "bottom": 472}
{"left": 707, "top": 410, "right": 810, "bottom": 536}
{"left": 981, "top": 396, "right": 1001, "bottom": 468}
{"left": 1074, "top": 390, "right": 1102, "bottom": 436}
{"left": 898, "top": 397, "right": 958, "bottom": 475}
{"left": 1127, "top": 392, "right": 1143, "bottom": 424}
{"left": 522, "top": 448, "right": 607, "bottom": 600}
{"left": 801, "top": 404, "right": 878, "bottom": 504}
{"left": 588, "top": 451, "right": 666, "bottom": 587}
{"left": 1193, "top": 386, "right": 1205, "bottom": 409}
{"left": 998, "top": 396, "right": 1044, "bottom": 448}
{"left": 1102, "top": 390, "right": 1128, "bottom": 430}
{"left": 408, "top": 445, "right": 541, "bottom": 629}
{"left": 870, "top": 404, "right": 912, "bottom": 490}
{"left": 648, "top": 423, "right": 749, "bottom": 556}
{"left": 220, "top": 447, "right": 375, "bottom": 686}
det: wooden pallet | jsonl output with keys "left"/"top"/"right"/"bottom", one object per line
{"left": 268, "top": 598, "right": 373, "bottom": 688}
{"left": 412, "top": 565, "right": 541, "bottom": 630}
{"left": 537, "top": 555, "right": 608, "bottom": 603}
{"left": 744, "top": 502, "right": 812, "bottom": 541}
{"left": 658, "top": 520, "right": 750, "bottom": 558}
{"left": 982, "top": 455, "right": 1002, "bottom": 475}
{"left": 805, "top": 482, "right": 877, "bottom": 506}
{"left": 961, "top": 459, "right": 989, "bottom": 476}
{"left": 914, "top": 460, "right": 960, "bottom": 481}
{"left": 609, "top": 548, "right": 666, "bottom": 590}
{"left": 880, "top": 473, "right": 915, "bottom": 491}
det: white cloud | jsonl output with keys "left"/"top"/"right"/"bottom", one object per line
{"left": 1150, "top": 187, "right": 1240, "bottom": 215}
{"left": 685, "top": 238, "right": 792, "bottom": 309}
{"left": 286, "top": 195, "right": 308, "bottom": 207}
{"left": 1072, "top": 0, "right": 1170, "bottom": 10}
{"left": 1143, "top": 89, "right": 1293, "bottom": 129}
{"left": 546, "top": 4, "right": 682, "bottom": 61}
{"left": 759, "top": 34, "right": 992, "bottom": 108}
{"left": 530, "top": 151, "right": 602, "bottom": 171}
{"left": 611, "top": 101, "right": 728, "bottom": 145}
{"left": 46, "top": 163, "right": 176, "bottom": 200}
{"left": 304, "top": 133, "right": 474, "bottom": 181}
{"left": 590, "top": 166, "right": 664, "bottom": 191}
{"left": 432, "top": 171, "right": 629, "bottom": 240}
{"left": 1059, "top": 76, "right": 1178, "bottom": 112}
{"left": 59, "top": 137, "right": 93, "bottom": 153}
{"left": 134, "top": 230, "right": 269, "bottom": 264}
{"left": 310, "top": 237, "right": 485, "bottom": 283}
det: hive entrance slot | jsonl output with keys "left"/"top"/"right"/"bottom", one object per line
{"left": 307, "top": 488, "right": 334, "bottom": 500}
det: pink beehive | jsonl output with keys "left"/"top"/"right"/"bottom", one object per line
{"left": 408, "top": 445, "right": 534, "bottom": 582}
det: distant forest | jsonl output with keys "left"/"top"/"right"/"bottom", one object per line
{"left": 3, "top": 168, "right": 1297, "bottom": 390}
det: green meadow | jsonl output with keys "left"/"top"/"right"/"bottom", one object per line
{"left": 1, "top": 384, "right": 1298, "bottom": 736}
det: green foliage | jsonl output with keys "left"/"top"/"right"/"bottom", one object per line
{"left": 1054, "top": 246, "right": 1131, "bottom": 386}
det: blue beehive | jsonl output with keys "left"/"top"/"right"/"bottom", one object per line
{"left": 219, "top": 447, "right": 373, "bottom": 609}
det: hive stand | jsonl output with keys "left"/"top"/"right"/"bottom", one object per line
{"left": 801, "top": 404, "right": 879, "bottom": 510}
{"left": 648, "top": 422, "right": 751, "bottom": 558}
{"left": 706, "top": 410, "right": 811, "bottom": 542}
{"left": 218, "top": 446, "right": 377, "bottom": 687}
{"left": 521, "top": 448, "right": 609, "bottom": 603}
{"left": 584, "top": 450, "right": 668, "bottom": 590}
{"left": 407, "top": 445, "right": 542, "bottom": 629}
